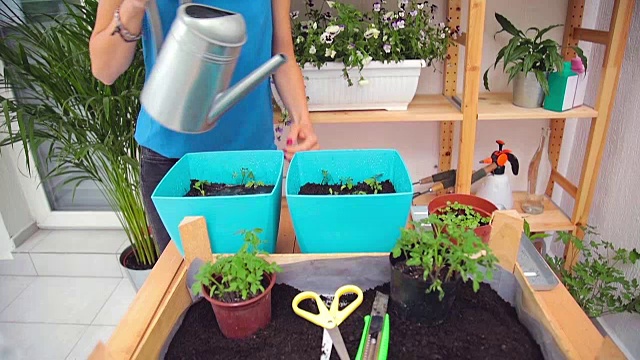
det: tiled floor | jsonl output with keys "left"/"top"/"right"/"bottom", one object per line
{"left": 0, "top": 230, "right": 135, "bottom": 360}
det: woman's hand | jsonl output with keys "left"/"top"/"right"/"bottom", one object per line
{"left": 285, "top": 120, "right": 319, "bottom": 161}
{"left": 271, "top": 0, "right": 320, "bottom": 161}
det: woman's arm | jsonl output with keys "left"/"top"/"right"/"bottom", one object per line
{"left": 89, "top": 0, "right": 147, "bottom": 85}
{"left": 271, "top": 0, "right": 319, "bottom": 160}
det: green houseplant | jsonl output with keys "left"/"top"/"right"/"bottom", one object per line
{"left": 192, "top": 228, "right": 282, "bottom": 339}
{"left": 545, "top": 226, "right": 640, "bottom": 318}
{"left": 0, "top": 0, "right": 156, "bottom": 290}
{"left": 483, "top": 13, "right": 588, "bottom": 108}
{"left": 389, "top": 215, "right": 499, "bottom": 326}
{"left": 427, "top": 194, "right": 498, "bottom": 244}
{"left": 272, "top": 0, "right": 459, "bottom": 116}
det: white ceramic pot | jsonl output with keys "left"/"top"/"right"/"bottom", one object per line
{"left": 119, "top": 245, "right": 153, "bottom": 292}
{"left": 272, "top": 60, "right": 425, "bottom": 112}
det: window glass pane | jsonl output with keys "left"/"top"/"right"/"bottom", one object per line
{"left": 1, "top": 0, "right": 111, "bottom": 211}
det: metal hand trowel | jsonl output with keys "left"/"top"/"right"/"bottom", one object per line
{"left": 141, "top": 0, "right": 287, "bottom": 133}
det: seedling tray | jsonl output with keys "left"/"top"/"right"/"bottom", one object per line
{"left": 89, "top": 209, "right": 621, "bottom": 360}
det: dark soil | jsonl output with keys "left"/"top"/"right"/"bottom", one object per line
{"left": 184, "top": 179, "right": 274, "bottom": 197}
{"left": 165, "top": 282, "right": 543, "bottom": 360}
{"left": 121, "top": 249, "right": 154, "bottom": 271}
{"left": 298, "top": 180, "right": 396, "bottom": 195}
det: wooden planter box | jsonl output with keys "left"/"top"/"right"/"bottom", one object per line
{"left": 89, "top": 202, "right": 624, "bottom": 360}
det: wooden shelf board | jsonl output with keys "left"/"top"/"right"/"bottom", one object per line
{"left": 413, "top": 191, "right": 574, "bottom": 233}
{"left": 273, "top": 94, "right": 463, "bottom": 124}
{"left": 475, "top": 93, "right": 598, "bottom": 120}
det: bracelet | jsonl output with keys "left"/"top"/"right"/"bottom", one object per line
{"left": 111, "top": 6, "right": 142, "bottom": 43}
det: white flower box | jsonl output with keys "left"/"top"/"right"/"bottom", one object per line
{"left": 272, "top": 60, "right": 426, "bottom": 112}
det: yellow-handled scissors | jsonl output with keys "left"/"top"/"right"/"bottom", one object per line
{"left": 292, "top": 285, "right": 364, "bottom": 360}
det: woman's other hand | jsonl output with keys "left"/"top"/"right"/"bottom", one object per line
{"left": 284, "top": 120, "right": 319, "bottom": 161}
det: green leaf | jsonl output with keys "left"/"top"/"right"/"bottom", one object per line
{"left": 494, "top": 13, "right": 524, "bottom": 38}
{"left": 630, "top": 249, "right": 640, "bottom": 263}
{"left": 534, "top": 24, "right": 563, "bottom": 42}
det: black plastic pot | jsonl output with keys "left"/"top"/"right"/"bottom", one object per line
{"left": 389, "top": 252, "right": 461, "bottom": 326}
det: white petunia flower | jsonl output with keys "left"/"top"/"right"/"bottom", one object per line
{"left": 325, "top": 25, "right": 341, "bottom": 35}
{"left": 326, "top": 1, "right": 335, "bottom": 7}
{"left": 364, "top": 28, "right": 380, "bottom": 39}
{"left": 309, "top": 45, "right": 317, "bottom": 54}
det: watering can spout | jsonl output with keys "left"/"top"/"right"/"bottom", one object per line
{"left": 207, "top": 54, "right": 287, "bottom": 123}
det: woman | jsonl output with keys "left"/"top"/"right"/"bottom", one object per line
{"left": 89, "top": 0, "right": 318, "bottom": 254}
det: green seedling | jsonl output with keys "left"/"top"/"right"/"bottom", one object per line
{"left": 328, "top": 188, "right": 340, "bottom": 195}
{"left": 523, "top": 219, "right": 551, "bottom": 242}
{"left": 321, "top": 169, "right": 333, "bottom": 185}
{"left": 194, "top": 180, "right": 211, "bottom": 196}
{"left": 340, "top": 177, "right": 354, "bottom": 191}
{"left": 233, "top": 167, "right": 264, "bottom": 189}
{"left": 437, "top": 201, "right": 491, "bottom": 229}
{"left": 364, "top": 173, "right": 383, "bottom": 194}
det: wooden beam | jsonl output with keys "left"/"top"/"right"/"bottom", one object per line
{"left": 550, "top": 169, "right": 578, "bottom": 198}
{"left": 569, "top": 0, "right": 635, "bottom": 268}
{"left": 438, "top": 0, "right": 462, "bottom": 180}
{"left": 455, "top": 0, "right": 485, "bottom": 194}
{"left": 546, "top": 0, "right": 585, "bottom": 198}
{"left": 488, "top": 210, "right": 523, "bottom": 273}
{"left": 573, "top": 27, "right": 610, "bottom": 45}
{"left": 179, "top": 216, "right": 212, "bottom": 265}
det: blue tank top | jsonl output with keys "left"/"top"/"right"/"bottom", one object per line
{"left": 135, "top": 0, "right": 276, "bottom": 159}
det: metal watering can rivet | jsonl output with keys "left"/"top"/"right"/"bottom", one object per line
{"left": 141, "top": 0, "right": 287, "bottom": 134}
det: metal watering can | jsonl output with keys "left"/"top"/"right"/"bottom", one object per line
{"left": 141, "top": 0, "right": 287, "bottom": 133}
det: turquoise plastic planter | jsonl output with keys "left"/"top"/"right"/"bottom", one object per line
{"left": 151, "top": 150, "right": 284, "bottom": 256}
{"left": 286, "top": 149, "right": 413, "bottom": 253}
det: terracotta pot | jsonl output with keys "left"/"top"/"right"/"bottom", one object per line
{"left": 389, "top": 253, "right": 461, "bottom": 326}
{"left": 201, "top": 273, "right": 276, "bottom": 339}
{"left": 428, "top": 193, "right": 499, "bottom": 244}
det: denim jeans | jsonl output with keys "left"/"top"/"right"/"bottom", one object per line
{"left": 140, "top": 146, "right": 178, "bottom": 255}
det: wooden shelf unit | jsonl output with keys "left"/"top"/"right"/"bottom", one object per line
{"left": 273, "top": 0, "right": 634, "bottom": 267}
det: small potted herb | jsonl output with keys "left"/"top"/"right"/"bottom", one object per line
{"left": 389, "top": 216, "right": 498, "bottom": 325}
{"left": 482, "top": 13, "right": 587, "bottom": 108}
{"left": 428, "top": 194, "right": 498, "bottom": 244}
{"left": 191, "top": 228, "right": 282, "bottom": 339}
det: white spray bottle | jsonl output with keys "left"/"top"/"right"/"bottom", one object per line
{"left": 476, "top": 140, "right": 519, "bottom": 210}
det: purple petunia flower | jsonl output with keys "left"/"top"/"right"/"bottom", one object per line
{"left": 410, "top": 10, "right": 417, "bottom": 16}
{"left": 373, "top": 2, "right": 381, "bottom": 11}
{"left": 392, "top": 20, "right": 398, "bottom": 30}
{"left": 348, "top": 43, "right": 355, "bottom": 49}
{"left": 383, "top": 44, "right": 391, "bottom": 53}
{"left": 290, "top": 11, "right": 299, "bottom": 19}
{"left": 398, "top": 19, "right": 405, "bottom": 29}
{"left": 307, "top": 0, "right": 314, "bottom": 7}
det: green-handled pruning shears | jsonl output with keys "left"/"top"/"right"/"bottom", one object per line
{"left": 355, "top": 292, "right": 390, "bottom": 360}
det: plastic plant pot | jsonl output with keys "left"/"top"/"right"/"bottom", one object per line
{"left": 389, "top": 253, "right": 461, "bottom": 326}
{"left": 201, "top": 273, "right": 276, "bottom": 340}
{"left": 151, "top": 150, "right": 284, "bottom": 256}
{"left": 428, "top": 193, "right": 499, "bottom": 244}
{"left": 285, "top": 149, "right": 413, "bottom": 253}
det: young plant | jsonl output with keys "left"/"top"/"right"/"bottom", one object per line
{"left": 392, "top": 215, "right": 499, "bottom": 300}
{"left": 328, "top": 188, "right": 340, "bottom": 195}
{"left": 483, "top": 13, "right": 588, "bottom": 95}
{"left": 194, "top": 180, "right": 211, "bottom": 196}
{"left": 546, "top": 226, "right": 640, "bottom": 318}
{"left": 321, "top": 169, "right": 333, "bottom": 185}
{"left": 364, "top": 174, "right": 383, "bottom": 194}
{"left": 233, "top": 168, "right": 265, "bottom": 189}
{"left": 191, "top": 228, "right": 282, "bottom": 302}
{"left": 523, "top": 219, "right": 551, "bottom": 242}
{"left": 340, "top": 177, "right": 354, "bottom": 191}
{"left": 437, "top": 201, "right": 491, "bottom": 230}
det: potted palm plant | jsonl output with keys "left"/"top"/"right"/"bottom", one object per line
{"left": 0, "top": 0, "right": 157, "bottom": 291}
{"left": 482, "top": 13, "right": 587, "bottom": 108}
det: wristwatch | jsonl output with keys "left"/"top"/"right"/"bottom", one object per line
{"left": 111, "top": 6, "right": 142, "bottom": 42}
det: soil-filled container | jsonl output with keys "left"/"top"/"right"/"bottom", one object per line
{"left": 286, "top": 149, "right": 413, "bottom": 253}
{"left": 151, "top": 150, "right": 284, "bottom": 255}
{"left": 428, "top": 193, "right": 498, "bottom": 244}
{"left": 201, "top": 273, "right": 276, "bottom": 339}
{"left": 389, "top": 252, "right": 461, "bottom": 326}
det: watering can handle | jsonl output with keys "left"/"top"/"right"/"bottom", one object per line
{"left": 145, "top": 0, "right": 192, "bottom": 57}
